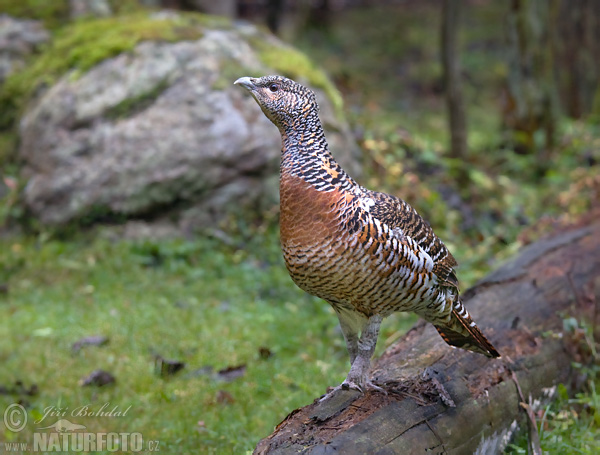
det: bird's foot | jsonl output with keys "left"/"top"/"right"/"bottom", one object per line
{"left": 319, "top": 379, "right": 387, "bottom": 402}
{"left": 362, "top": 379, "right": 387, "bottom": 395}
{"left": 318, "top": 382, "right": 356, "bottom": 402}
{"left": 339, "top": 379, "right": 364, "bottom": 393}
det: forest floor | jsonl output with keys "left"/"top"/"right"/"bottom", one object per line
{"left": 1, "top": 3, "right": 599, "bottom": 455}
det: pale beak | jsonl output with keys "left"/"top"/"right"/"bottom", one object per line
{"left": 234, "top": 77, "right": 257, "bottom": 90}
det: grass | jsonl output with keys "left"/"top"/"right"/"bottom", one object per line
{"left": 506, "top": 383, "right": 600, "bottom": 455}
{"left": 0, "top": 229, "right": 417, "bottom": 454}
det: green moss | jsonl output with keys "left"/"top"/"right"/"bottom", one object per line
{"left": 0, "top": 0, "right": 152, "bottom": 29}
{"left": 47, "top": 13, "right": 204, "bottom": 74}
{"left": 0, "top": 0, "right": 70, "bottom": 29}
{"left": 0, "top": 131, "right": 18, "bottom": 168}
{"left": 105, "top": 78, "right": 171, "bottom": 120}
{"left": 0, "top": 12, "right": 209, "bottom": 131}
{"left": 250, "top": 36, "right": 345, "bottom": 119}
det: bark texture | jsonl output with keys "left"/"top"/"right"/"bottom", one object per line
{"left": 255, "top": 219, "right": 600, "bottom": 454}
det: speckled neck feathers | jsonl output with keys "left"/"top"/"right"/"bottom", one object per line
{"left": 279, "top": 107, "right": 357, "bottom": 193}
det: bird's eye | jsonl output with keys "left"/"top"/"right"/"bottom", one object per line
{"left": 269, "top": 83, "right": 279, "bottom": 92}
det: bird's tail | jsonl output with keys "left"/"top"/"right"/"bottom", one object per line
{"left": 434, "top": 298, "right": 500, "bottom": 358}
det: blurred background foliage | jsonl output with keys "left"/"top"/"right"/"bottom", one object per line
{"left": 0, "top": 0, "right": 598, "bottom": 454}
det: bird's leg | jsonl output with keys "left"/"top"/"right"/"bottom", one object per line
{"left": 342, "top": 314, "right": 384, "bottom": 392}
{"left": 320, "top": 313, "right": 385, "bottom": 401}
{"left": 335, "top": 308, "right": 359, "bottom": 365}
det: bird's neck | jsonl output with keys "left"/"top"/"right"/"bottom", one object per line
{"left": 279, "top": 117, "right": 356, "bottom": 193}
{"left": 281, "top": 126, "right": 329, "bottom": 162}
{"left": 279, "top": 111, "right": 327, "bottom": 153}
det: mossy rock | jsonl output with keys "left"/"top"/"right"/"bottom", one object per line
{"left": 0, "top": 0, "right": 71, "bottom": 29}
{"left": 0, "top": 0, "right": 146, "bottom": 29}
{"left": 12, "top": 11, "right": 359, "bottom": 233}
{"left": 0, "top": 10, "right": 341, "bottom": 131}
{"left": 0, "top": 12, "right": 212, "bottom": 130}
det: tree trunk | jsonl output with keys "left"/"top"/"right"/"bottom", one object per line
{"left": 189, "top": 0, "right": 236, "bottom": 18}
{"left": 556, "top": 0, "right": 600, "bottom": 119}
{"left": 504, "top": 0, "right": 560, "bottom": 158}
{"left": 266, "top": 0, "right": 285, "bottom": 34}
{"left": 159, "top": 0, "right": 237, "bottom": 17}
{"left": 441, "top": 0, "right": 469, "bottom": 188}
{"left": 305, "top": 0, "right": 333, "bottom": 31}
{"left": 254, "top": 216, "right": 600, "bottom": 454}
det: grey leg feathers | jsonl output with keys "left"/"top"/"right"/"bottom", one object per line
{"left": 343, "top": 314, "right": 383, "bottom": 391}
{"left": 327, "top": 310, "right": 385, "bottom": 395}
{"left": 335, "top": 307, "right": 361, "bottom": 365}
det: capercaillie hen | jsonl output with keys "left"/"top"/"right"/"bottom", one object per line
{"left": 235, "top": 75, "right": 500, "bottom": 393}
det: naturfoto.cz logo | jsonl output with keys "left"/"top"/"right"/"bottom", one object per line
{"left": 3, "top": 403, "right": 160, "bottom": 452}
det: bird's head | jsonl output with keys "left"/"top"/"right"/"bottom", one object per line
{"left": 234, "top": 75, "right": 319, "bottom": 131}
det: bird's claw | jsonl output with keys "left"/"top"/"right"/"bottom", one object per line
{"left": 341, "top": 379, "right": 387, "bottom": 394}
{"left": 319, "top": 381, "right": 360, "bottom": 402}
{"left": 341, "top": 380, "right": 363, "bottom": 392}
{"left": 320, "top": 379, "right": 387, "bottom": 402}
{"left": 364, "top": 380, "right": 388, "bottom": 395}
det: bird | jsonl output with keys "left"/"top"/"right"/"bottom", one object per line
{"left": 234, "top": 75, "right": 500, "bottom": 394}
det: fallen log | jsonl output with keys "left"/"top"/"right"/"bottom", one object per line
{"left": 255, "top": 219, "right": 600, "bottom": 455}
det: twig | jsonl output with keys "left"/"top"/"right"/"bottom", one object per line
{"left": 511, "top": 370, "right": 542, "bottom": 455}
